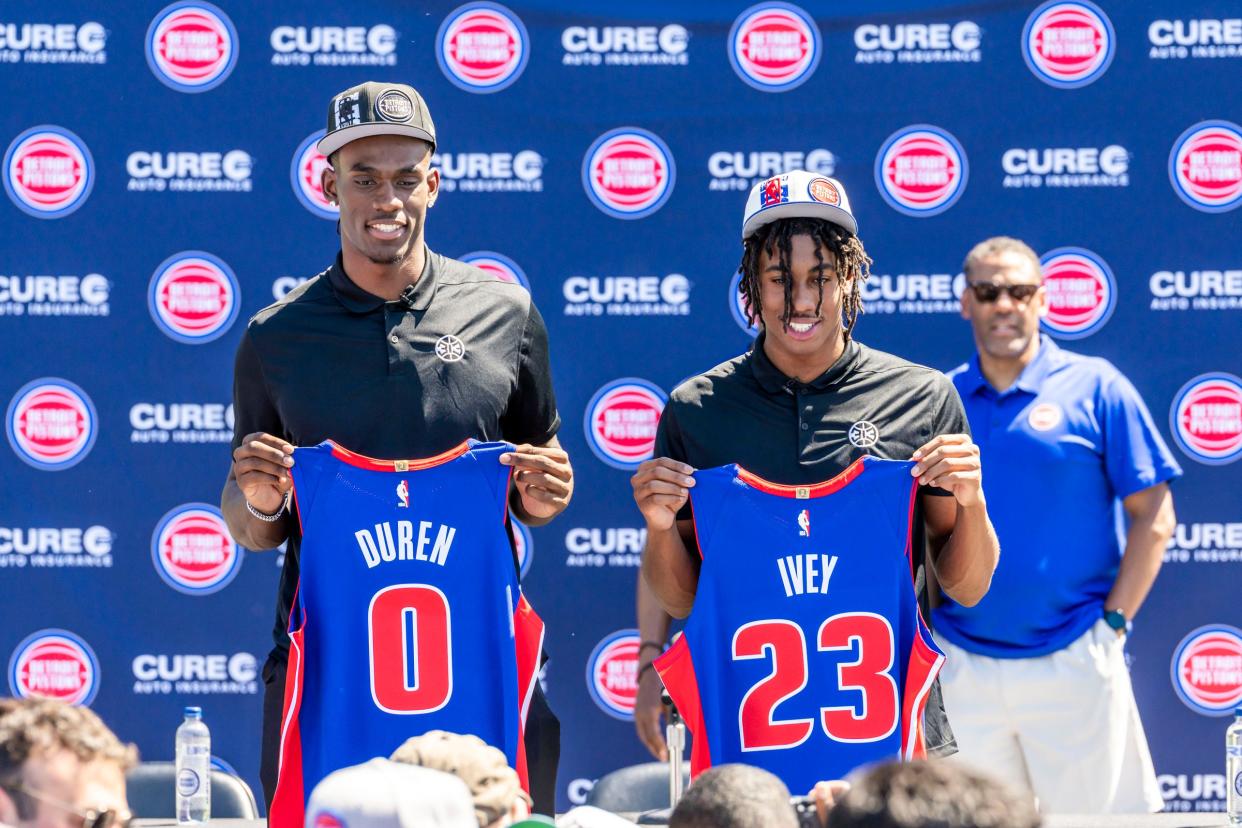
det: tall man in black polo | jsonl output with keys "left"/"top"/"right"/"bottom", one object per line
{"left": 220, "top": 82, "right": 573, "bottom": 813}
{"left": 632, "top": 171, "right": 999, "bottom": 770}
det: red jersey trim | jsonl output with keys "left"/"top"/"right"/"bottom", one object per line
{"left": 654, "top": 636, "right": 712, "bottom": 780}
{"left": 327, "top": 440, "right": 471, "bottom": 472}
{"left": 736, "top": 456, "right": 868, "bottom": 499}
{"left": 270, "top": 604, "right": 308, "bottom": 828}
{"left": 513, "top": 594, "right": 545, "bottom": 795}
{"left": 900, "top": 627, "right": 945, "bottom": 760}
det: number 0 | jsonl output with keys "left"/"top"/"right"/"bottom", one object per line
{"left": 368, "top": 584, "right": 452, "bottom": 714}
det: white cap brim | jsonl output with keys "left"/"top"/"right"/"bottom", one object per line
{"left": 317, "top": 124, "right": 436, "bottom": 157}
{"left": 743, "top": 201, "right": 857, "bottom": 240}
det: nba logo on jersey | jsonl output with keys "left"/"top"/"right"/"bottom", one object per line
{"left": 797, "top": 509, "right": 810, "bottom": 537}
{"left": 396, "top": 479, "right": 409, "bottom": 508}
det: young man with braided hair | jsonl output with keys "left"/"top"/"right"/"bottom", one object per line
{"left": 631, "top": 171, "right": 998, "bottom": 783}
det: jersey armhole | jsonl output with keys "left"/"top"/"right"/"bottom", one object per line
{"left": 289, "top": 443, "right": 332, "bottom": 539}
{"left": 468, "top": 441, "right": 516, "bottom": 525}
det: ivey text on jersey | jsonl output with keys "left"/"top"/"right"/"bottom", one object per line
{"left": 776, "top": 552, "right": 840, "bottom": 598}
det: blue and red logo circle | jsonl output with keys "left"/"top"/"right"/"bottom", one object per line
{"left": 728, "top": 3, "right": 821, "bottom": 92}
{"left": 1022, "top": 1, "right": 1114, "bottom": 89}
{"left": 291, "top": 130, "right": 337, "bottom": 220}
{"left": 1169, "top": 373, "right": 1242, "bottom": 466}
{"left": 6, "top": 378, "right": 97, "bottom": 471}
{"left": 1168, "top": 120, "right": 1242, "bottom": 214}
{"left": 729, "top": 271, "right": 760, "bottom": 336}
{"left": 8, "top": 629, "right": 100, "bottom": 706}
{"left": 582, "top": 128, "right": 676, "bottom": 220}
{"left": 511, "top": 516, "right": 533, "bottom": 579}
{"left": 437, "top": 2, "right": 528, "bottom": 93}
{"left": 874, "top": 125, "right": 968, "bottom": 217}
{"left": 1171, "top": 625, "right": 1242, "bottom": 716}
{"left": 1038, "top": 247, "right": 1116, "bottom": 339}
{"left": 145, "top": 1, "right": 238, "bottom": 93}
{"left": 584, "top": 379, "right": 666, "bottom": 470}
{"left": 461, "top": 251, "right": 530, "bottom": 290}
{"left": 148, "top": 251, "right": 240, "bottom": 344}
{"left": 586, "top": 629, "right": 641, "bottom": 721}
{"left": 3, "top": 126, "right": 94, "bottom": 219}
{"left": 151, "top": 503, "right": 243, "bottom": 595}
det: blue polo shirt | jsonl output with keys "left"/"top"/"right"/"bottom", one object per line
{"left": 933, "top": 337, "right": 1181, "bottom": 658}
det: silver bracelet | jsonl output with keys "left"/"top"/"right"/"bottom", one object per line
{"left": 246, "top": 492, "right": 290, "bottom": 523}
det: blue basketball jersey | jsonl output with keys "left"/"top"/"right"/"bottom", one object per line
{"left": 270, "top": 440, "right": 543, "bottom": 828}
{"left": 655, "top": 457, "right": 944, "bottom": 794}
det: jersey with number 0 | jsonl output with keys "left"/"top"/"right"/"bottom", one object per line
{"left": 270, "top": 440, "right": 543, "bottom": 828}
{"left": 655, "top": 456, "right": 944, "bottom": 793}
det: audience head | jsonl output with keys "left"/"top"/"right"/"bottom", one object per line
{"left": 390, "top": 730, "right": 531, "bottom": 828}
{"left": 669, "top": 764, "right": 798, "bottom": 828}
{"left": 828, "top": 759, "right": 1041, "bottom": 828}
{"left": 306, "top": 758, "right": 475, "bottom": 828}
{"left": 0, "top": 697, "right": 137, "bottom": 828}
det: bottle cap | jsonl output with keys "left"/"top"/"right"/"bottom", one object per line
{"left": 184, "top": 706, "right": 202, "bottom": 718}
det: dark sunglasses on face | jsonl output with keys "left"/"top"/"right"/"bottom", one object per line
{"left": 967, "top": 282, "right": 1041, "bottom": 303}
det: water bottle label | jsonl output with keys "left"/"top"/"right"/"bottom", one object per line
{"left": 1234, "top": 771, "right": 1242, "bottom": 798}
{"left": 1228, "top": 745, "right": 1242, "bottom": 758}
{"left": 177, "top": 768, "right": 200, "bottom": 797}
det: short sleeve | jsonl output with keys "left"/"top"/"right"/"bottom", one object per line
{"left": 1100, "top": 372, "right": 1183, "bottom": 498}
{"left": 655, "top": 404, "right": 694, "bottom": 521}
{"left": 500, "top": 302, "right": 561, "bottom": 445}
{"left": 923, "top": 376, "right": 971, "bottom": 497}
{"left": 231, "top": 327, "right": 285, "bottom": 450}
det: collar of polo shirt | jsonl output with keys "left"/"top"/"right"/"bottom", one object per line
{"left": 326, "top": 246, "right": 440, "bottom": 313}
{"left": 961, "top": 335, "right": 1060, "bottom": 396}
{"left": 749, "top": 332, "right": 863, "bottom": 393}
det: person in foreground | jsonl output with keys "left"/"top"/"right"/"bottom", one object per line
{"left": 0, "top": 698, "right": 135, "bottom": 828}
{"left": 391, "top": 730, "right": 533, "bottom": 828}
{"left": 935, "top": 237, "right": 1179, "bottom": 813}
{"left": 305, "top": 758, "right": 476, "bottom": 828}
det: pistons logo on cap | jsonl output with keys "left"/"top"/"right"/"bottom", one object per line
{"left": 3, "top": 126, "right": 94, "bottom": 219}
{"left": 1170, "top": 625, "right": 1242, "bottom": 715}
{"left": 461, "top": 251, "right": 530, "bottom": 290}
{"left": 511, "top": 516, "right": 533, "bottom": 579}
{"left": 151, "top": 503, "right": 243, "bottom": 595}
{"left": 8, "top": 629, "right": 100, "bottom": 706}
{"left": 586, "top": 630, "right": 641, "bottom": 721}
{"left": 584, "top": 378, "right": 666, "bottom": 470}
{"left": 6, "top": 378, "right": 97, "bottom": 471}
{"left": 145, "top": 1, "right": 238, "bottom": 93}
{"left": 291, "top": 130, "right": 337, "bottom": 220}
{"left": 1038, "top": 247, "right": 1116, "bottom": 339}
{"left": 582, "top": 128, "right": 676, "bottom": 220}
{"left": 1022, "top": 1, "right": 1114, "bottom": 89}
{"left": 875, "top": 125, "right": 969, "bottom": 217}
{"left": 437, "top": 2, "right": 529, "bottom": 93}
{"left": 148, "top": 251, "right": 240, "bottom": 344}
{"left": 808, "top": 177, "right": 840, "bottom": 205}
{"left": 1170, "top": 373, "right": 1242, "bottom": 465}
{"left": 1168, "top": 120, "right": 1242, "bottom": 214}
{"left": 729, "top": 271, "right": 760, "bottom": 337}
{"left": 728, "top": 3, "right": 821, "bottom": 92}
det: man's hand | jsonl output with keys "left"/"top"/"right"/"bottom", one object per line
{"left": 631, "top": 458, "right": 696, "bottom": 531}
{"left": 810, "top": 780, "right": 850, "bottom": 827}
{"left": 634, "top": 665, "right": 668, "bottom": 761}
{"left": 911, "top": 434, "right": 984, "bottom": 508}
{"left": 500, "top": 442, "right": 573, "bottom": 521}
{"left": 232, "top": 432, "right": 295, "bottom": 514}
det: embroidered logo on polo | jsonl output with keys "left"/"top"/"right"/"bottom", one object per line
{"left": 1039, "top": 247, "right": 1116, "bottom": 339}
{"left": 1170, "top": 373, "right": 1242, "bottom": 465}
{"left": 728, "top": 3, "right": 821, "bottom": 92}
{"left": 1168, "top": 120, "right": 1242, "bottom": 213}
{"left": 145, "top": 1, "right": 239, "bottom": 93}
{"left": 1027, "top": 402, "right": 1064, "bottom": 432}
{"left": 8, "top": 629, "right": 99, "bottom": 706}
{"left": 1021, "top": 1, "right": 1115, "bottom": 89}
{"left": 148, "top": 251, "right": 240, "bottom": 344}
{"left": 435, "top": 335, "right": 466, "bottom": 362}
{"left": 6, "top": 378, "right": 97, "bottom": 471}
{"left": 848, "top": 420, "right": 879, "bottom": 448}
{"left": 437, "top": 2, "right": 529, "bottom": 93}
{"left": 3, "top": 126, "right": 95, "bottom": 219}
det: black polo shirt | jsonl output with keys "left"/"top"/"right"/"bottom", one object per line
{"left": 231, "top": 247, "right": 560, "bottom": 654}
{"left": 654, "top": 332, "right": 969, "bottom": 756}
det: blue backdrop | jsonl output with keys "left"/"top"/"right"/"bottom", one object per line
{"left": 2, "top": 0, "right": 1239, "bottom": 815}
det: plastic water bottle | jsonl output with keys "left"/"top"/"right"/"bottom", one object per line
{"left": 1228, "top": 707, "right": 1242, "bottom": 825}
{"left": 175, "top": 707, "right": 211, "bottom": 823}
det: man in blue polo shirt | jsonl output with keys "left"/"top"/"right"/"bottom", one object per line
{"left": 935, "top": 236, "right": 1180, "bottom": 814}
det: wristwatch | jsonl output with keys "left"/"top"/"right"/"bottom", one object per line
{"left": 1103, "top": 608, "right": 1132, "bottom": 636}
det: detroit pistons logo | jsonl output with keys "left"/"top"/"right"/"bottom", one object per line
{"left": 1022, "top": 1, "right": 1114, "bottom": 89}
{"left": 461, "top": 251, "right": 530, "bottom": 290}
{"left": 1171, "top": 625, "right": 1242, "bottom": 716}
{"left": 151, "top": 503, "right": 243, "bottom": 595}
{"left": 8, "top": 630, "right": 100, "bottom": 706}
{"left": 584, "top": 378, "right": 666, "bottom": 470}
{"left": 1038, "top": 247, "right": 1116, "bottom": 339}
{"left": 437, "top": 3, "right": 529, "bottom": 93}
{"left": 6, "top": 378, "right": 97, "bottom": 471}
{"left": 1170, "top": 373, "right": 1242, "bottom": 465}
{"left": 1027, "top": 402, "right": 1064, "bottom": 432}
{"left": 586, "top": 630, "right": 641, "bottom": 721}
{"left": 3, "top": 126, "right": 94, "bottom": 219}
{"left": 148, "top": 251, "right": 240, "bottom": 344}
{"left": 729, "top": 271, "right": 760, "bottom": 336}
{"left": 291, "top": 130, "right": 337, "bottom": 220}
{"left": 582, "top": 128, "right": 676, "bottom": 220}
{"left": 875, "top": 126, "right": 968, "bottom": 217}
{"left": 145, "top": 1, "right": 238, "bottom": 93}
{"left": 728, "top": 3, "right": 821, "bottom": 92}
{"left": 1168, "top": 121, "right": 1242, "bottom": 214}
{"left": 512, "top": 517, "right": 533, "bottom": 579}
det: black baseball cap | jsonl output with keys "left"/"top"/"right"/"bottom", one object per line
{"left": 317, "top": 81, "right": 436, "bottom": 157}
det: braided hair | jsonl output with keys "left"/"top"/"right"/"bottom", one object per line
{"left": 737, "top": 217, "right": 872, "bottom": 342}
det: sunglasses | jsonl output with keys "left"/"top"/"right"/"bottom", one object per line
{"left": 2, "top": 783, "right": 129, "bottom": 828}
{"left": 967, "top": 282, "right": 1041, "bottom": 303}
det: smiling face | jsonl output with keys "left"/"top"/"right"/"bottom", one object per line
{"left": 755, "top": 233, "right": 851, "bottom": 379}
{"left": 322, "top": 135, "right": 439, "bottom": 267}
